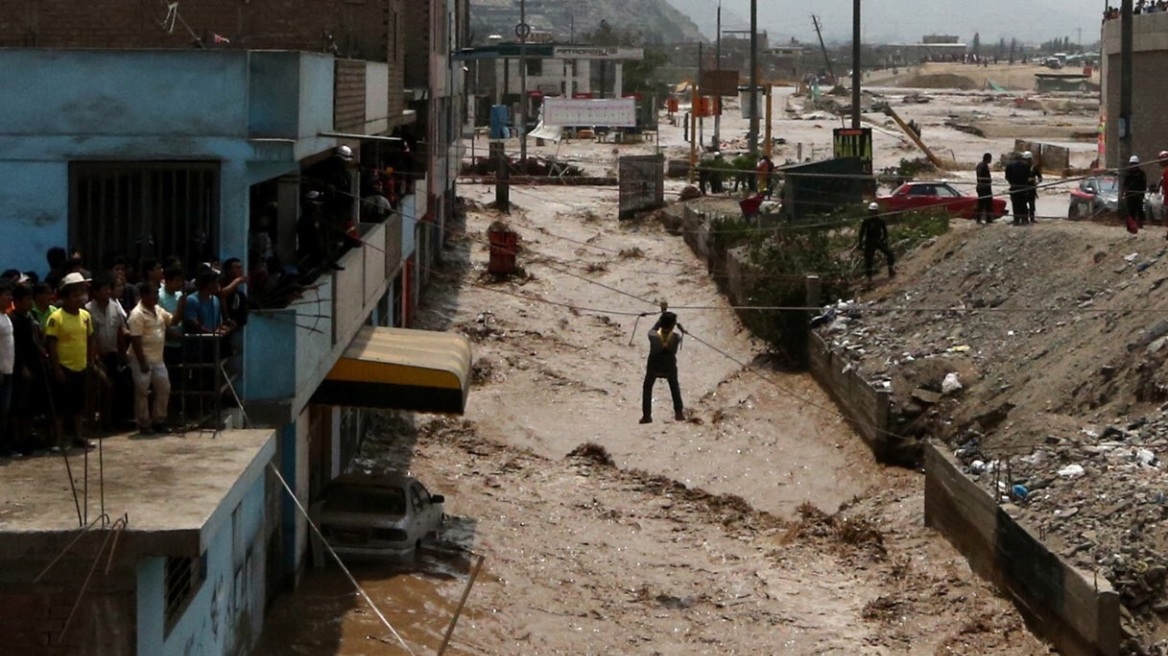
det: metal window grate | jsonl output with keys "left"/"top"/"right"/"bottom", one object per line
{"left": 164, "top": 554, "right": 205, "bottom": 630}
{"left": 70, "top": 162, "right": 220, "bottom": 269}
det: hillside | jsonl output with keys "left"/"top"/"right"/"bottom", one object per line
{"left": 818, "top": 218, "right": 1168, "bottom": 649}
{"left": 469, "top": 0, "right": 705, "bottom": 44}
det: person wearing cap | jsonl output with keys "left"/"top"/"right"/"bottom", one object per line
{"left": 1025, "top": 151, "right": 1042, "bottom": 224}
{"left": 44, "top": 272, "right": 95, "bottom": 450}
{"left": 640, "top": 311, "right": 685, "bottom": 424}
{"left": 975, "top": 153, "right": 995, "bottom": 224}
{"left": 1004, "top": 152, "right": 1031, "bottom": 225}
{"left": 1124, "top": 154, "right": 1148, "bottom": 228}
{"left": 858, "top": 202, "right": 896, "bottom": 282}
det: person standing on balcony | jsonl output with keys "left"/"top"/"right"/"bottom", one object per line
{"left": 0, "top": 281, "right": 14, "bottom": 457}
{"left": 86, "top": 276, "right": 130, "bottom": 432}
{"left": 44, "top": 273, "right": 95, "bottom": 450}
{"left": 182, "top": 268, "right": 231, "bottom": 391}
{"left": 128, "top": 283, "right": 173, "bottom": 435}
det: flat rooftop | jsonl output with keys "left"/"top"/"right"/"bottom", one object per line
{"left": 0, "top": 428, "right": 275, "bottom": 556}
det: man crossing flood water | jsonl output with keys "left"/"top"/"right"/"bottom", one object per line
{"left": 640, "top": 309, "right": 684, "bottom": 424}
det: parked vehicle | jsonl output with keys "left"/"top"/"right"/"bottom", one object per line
{"left": 1067, "top": 173, "right": 1120, "bottom": 219}
{"left": 876, "top": 181, "right": 1008, "bottom": 220}
{"left": 309, "top": 473, "right": 445, "bottom": 565}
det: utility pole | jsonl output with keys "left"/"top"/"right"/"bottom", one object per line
{"left": 713, "top": 1, "right": 722, "bottom": 151}
{"left": 1119, "top": 0, "right": 1133, "bottom": 220}
{"left": 748, "top": 0, "right": 759, "bottom": 155}
{"left": 518, "top": 0, "right": 529, "bottom": 164}
{"left": 851, "top": 0, "right": 861, "bottom": 129}
{"left": 698, "top": 42, "right": 704, "bottom": 149}
{"left": 812, "top": 15, "right": 835, "bottom": 82}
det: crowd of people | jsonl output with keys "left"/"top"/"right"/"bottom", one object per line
{"left": 0, "top": 248, "right": 252, "bottom": 458}
{"left": 1105, "top": 2, "right": 1168, "bottom": 20}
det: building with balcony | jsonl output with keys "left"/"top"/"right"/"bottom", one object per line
{"left": 0, "top": 44, "right": 472, "bottom": 656}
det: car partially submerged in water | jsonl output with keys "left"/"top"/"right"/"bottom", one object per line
{"left": 309, "top": 473, "right": 446, "bottom": 565}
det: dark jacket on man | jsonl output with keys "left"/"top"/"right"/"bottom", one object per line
{"left": 1004, "top": 159, "right": 1030, "bottom": 188}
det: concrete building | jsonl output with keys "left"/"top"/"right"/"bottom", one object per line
{"left": 0, "top": 1, "right": 474, "bottom": 654}
{"left": 876, "top": 35, "right": 968, "bottom": 66}
{"left": 1102, "top": 11, "right": 1168, "bottom": 169}
{"left": 459, "top": 43, "right": 643, "bottom": 130}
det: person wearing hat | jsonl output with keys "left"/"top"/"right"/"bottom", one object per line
{"left": 43, "top": 272, "right": 95, "bottom": 450}
{"left": 1004, "top": 152, "right": 1032, "bottom": 225}
{"left": 1123, "top": 154, "right": 1148, "bottom": 228}
{"left": 1025, "top": 151, "right": 1042, "bottom": 224}
{"left": 640, "top": 310, "right": 685, "bottom": 424}
{"left": 858, "top": 202, "right": 896, "bottom": 282}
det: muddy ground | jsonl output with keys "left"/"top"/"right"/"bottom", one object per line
{"left": 249, "top": 71, "right": 1106, "bottom": 654}
{"left": 256, "top": 178, "right": 1051, "bottom": 654}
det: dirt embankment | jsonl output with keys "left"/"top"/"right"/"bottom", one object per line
{"left": 822, "top": 218, "right": 1168, "bottom": 652}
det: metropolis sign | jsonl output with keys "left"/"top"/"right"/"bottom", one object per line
{"left": 551, "top": 46, "right": 644, "bottom": 60}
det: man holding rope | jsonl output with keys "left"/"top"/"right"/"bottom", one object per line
{"left": 640, "top": 307, "right": 685, "bottom": 424}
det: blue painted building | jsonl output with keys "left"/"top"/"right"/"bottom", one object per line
{"left": 0, "top": 47, "right": 471, "bottom": 656}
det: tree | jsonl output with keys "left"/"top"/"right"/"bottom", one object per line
{"left": 972, "top": 32, "right": 981, "bottom": 56}
{"left": 997, "top": 37, "right": 1007, "bottom": 58}
{"left": 1008, "top": 38, "right": 1018, "bottom": 62}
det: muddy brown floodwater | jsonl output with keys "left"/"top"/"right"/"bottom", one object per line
{"left": 256, "top": 179, "right": 1052, "bottom": 654}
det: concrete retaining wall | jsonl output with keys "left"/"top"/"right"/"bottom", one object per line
{"left": 807, "top": 332, "right": 893, "bottom": 462}
{"left": 924, "top": 443, "right": 1121, "bottom": 656}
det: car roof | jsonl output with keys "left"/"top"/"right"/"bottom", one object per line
{"left": 331, "top": 472, "right": 419, "bottom": 489}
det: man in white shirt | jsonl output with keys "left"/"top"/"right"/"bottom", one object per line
{"left": 86, "top": 276, "right": 129, "bottom": 431}
{"left": 128, "top": 283, "right": 173, "bottom": 435}
{"left": 0, "top": 282, "right": 15, "bottom": 457}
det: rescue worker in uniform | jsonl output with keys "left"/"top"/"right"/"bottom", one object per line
{"left": 975, "top": 152, "right": 995, "bottom": 224}
{"left": 1124, "top": 154, "right": 1148, "bottom": 228}
{"left": 858, "top": 202, "right": 895, "bottom": 283}
{"left": 1004, "top": 152, "right": 1031, "bottom": 225}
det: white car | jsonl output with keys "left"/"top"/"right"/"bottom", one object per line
{"left": 309, "top": 473, "right": 446, "bottom": 565}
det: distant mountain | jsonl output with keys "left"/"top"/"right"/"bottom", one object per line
{"left": 664, "top": 0, "right": 1101, "bottom": 44}
{"left": 659, "top": 0, "right": 749, "bottom": 39}
{"left": 469, "top": 0, "right": 705, "bottom": 45}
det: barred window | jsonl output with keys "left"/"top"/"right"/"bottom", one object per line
{"left": 70, "top": 162, "right": 220, "bottom": 271}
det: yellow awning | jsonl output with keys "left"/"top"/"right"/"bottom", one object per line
{"left": 314, "top": 326, "right": 472, "bottom": 414}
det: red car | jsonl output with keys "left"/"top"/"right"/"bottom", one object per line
{"left": 877, "top": 181, "right": 1008, "bottom": 220}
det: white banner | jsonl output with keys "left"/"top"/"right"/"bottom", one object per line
{"left": 552, "top": 46, "right": 644, "bottom": 61}
{"left": 542, "top": 98, "right": 637, "bottom": 128}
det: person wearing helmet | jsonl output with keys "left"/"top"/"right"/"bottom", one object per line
{"left": 975, "top": 153, "right": 995, "bottom": 224}
{"left": 1004, "top": 152, "right": 1031, "bottom": 225}
{"left": 1123, "top": 154, "right": 1148, "bottom": 228}
{"left": 1024, "top": 151, "right": 1042, "bottom": 224}
{"left": 858, "top": 202, "right": 895, "bottom": 283}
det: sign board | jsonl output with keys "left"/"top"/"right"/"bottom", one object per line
{"left": 700, "top": 69, "right": 740, "bottom": 97}
{"left": 693, "top": 96, "right": 721, "bottom": 118}
{"left": 833, "top": 127, "right": 874, "bottom": 173}
{"left": 542, "top": 98, "right": 637, "bottom": 127}
{"left": 552, "top": 46, "right": 644, "bottom": 61}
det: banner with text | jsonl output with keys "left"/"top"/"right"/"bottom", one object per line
{"left": 542, "top": 98, "right": 638, "bottom": 128}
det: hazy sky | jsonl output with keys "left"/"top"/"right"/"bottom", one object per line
{"left": 682, "top": 0, "right": 1106, "bottom": 44}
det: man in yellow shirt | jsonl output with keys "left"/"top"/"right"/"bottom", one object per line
{"left": 128, "top": 283, "right": 173, "bottom": 435}
{"left": 44, "top": 273, "right": 95, "bottom": 450}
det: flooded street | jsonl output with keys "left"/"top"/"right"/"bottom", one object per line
{"left": 256, "top": 177, "right": 1049, "bottom": 654}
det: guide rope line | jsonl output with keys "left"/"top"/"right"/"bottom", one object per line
{"left": 267, "top": 463, "right": 419, "bottom": 656}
